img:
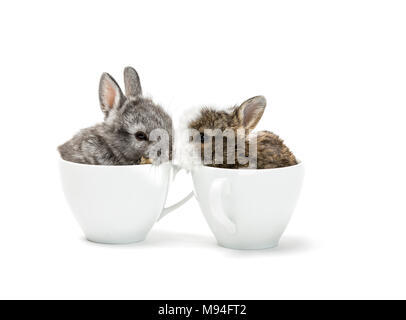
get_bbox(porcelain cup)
[191,162,304,249]
[59,158,193,244]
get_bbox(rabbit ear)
[238,96,267,130]
[123,66,142,98]
[99,73,124,116]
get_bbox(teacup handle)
[158,192,194,220]
[209,178,237,234]
[158,164,194,220]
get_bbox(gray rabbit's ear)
[238,96,267,130]
[99,73,124,116]
[124,66,142,98]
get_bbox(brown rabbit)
[187,96,297,169]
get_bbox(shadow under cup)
[191,162,304,250]
[59,158,172,244]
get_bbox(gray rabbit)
[58,67,172,165]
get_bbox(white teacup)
[59,158,193,244]
[191,162,304,250]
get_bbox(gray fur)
[124,66,142,97]
[58,67,172,165]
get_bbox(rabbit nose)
[139,156,152,164]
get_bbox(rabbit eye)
[135,131,148,141]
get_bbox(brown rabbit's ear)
[99,73,124,116]
[238,96,267,130]
[124,66,142,98]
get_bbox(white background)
[0,0,405,299]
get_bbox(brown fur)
[252,131,297,168]
[188,96,297,169]
[189,107,242,132]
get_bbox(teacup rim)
[192,159,303,173]
[58,156,172,169]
